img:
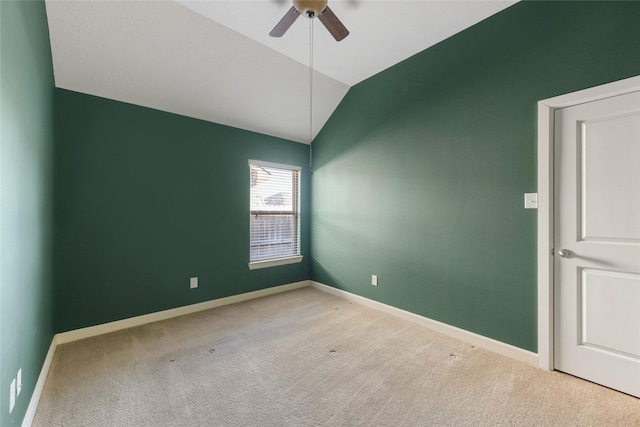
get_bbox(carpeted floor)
[33,287,639,426]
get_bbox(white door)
[554,90,640,397]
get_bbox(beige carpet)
[34,287,639,426]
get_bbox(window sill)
[248,256,303,270]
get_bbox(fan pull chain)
[309,17,314,173]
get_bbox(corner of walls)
[309,1,640,353]
[52,89,312,333]
[0,1,56,425]
[20,279,312,426]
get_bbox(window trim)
[248,255,303,270]
[248,160,302,269]
[249,159,302,172]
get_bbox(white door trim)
[537,75,640,370]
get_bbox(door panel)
[581,114,640,242]
[554,90,640,397]
[581,269,640,358]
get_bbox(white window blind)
[249,161,300,263]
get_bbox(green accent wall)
[54,90,310,332]
[310,1,640,352]
[0,1,55,425]
[2,4,638,424]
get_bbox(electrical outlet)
[16,369,22,396]
[371,275,378,286]
[9,379,16,413]
[190,277,198,289]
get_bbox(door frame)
[537,75,640,370]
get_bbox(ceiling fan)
[270,0,349,42]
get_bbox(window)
[248,160,302,269]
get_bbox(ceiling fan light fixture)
[293,0,328,18]
[270,0,348,41]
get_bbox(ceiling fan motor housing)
[293,0,328,18]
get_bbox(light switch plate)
[524,193,538,209]
[16,369,22,396]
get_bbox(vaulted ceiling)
[45,0,517,144]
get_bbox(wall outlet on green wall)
[190,277,198,289]
[17,369,22,396]
[9,378,16,413]
[8,367,23,414]
[371,275,378,286]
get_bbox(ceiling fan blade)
[318,6,349,41]
[270,6,300,37]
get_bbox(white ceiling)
[45,1,517,144]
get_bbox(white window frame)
[248,160,303,270]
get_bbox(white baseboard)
[56,280,310,345]
[24,279,538,426]
[311,281,538,366]
[22,338,58,427]
[21,281,310,426]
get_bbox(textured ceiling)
[45,1,517,144]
